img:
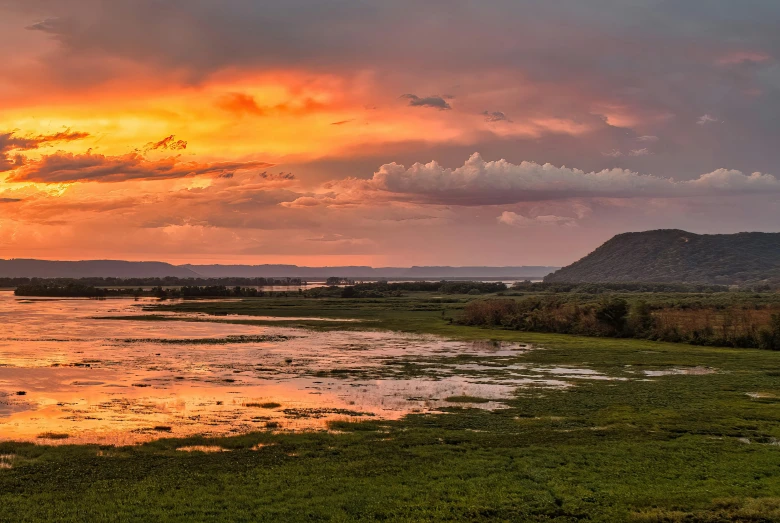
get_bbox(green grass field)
[3,293,780,521]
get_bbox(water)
[0,292,590,445]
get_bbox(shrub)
[758,314,780,350]
[595,298,629,334]
[628,300,656,335]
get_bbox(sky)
[1,0,779,266]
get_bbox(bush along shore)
[12,280,509,299]
[14,283,280,299]
[460,296,780,350]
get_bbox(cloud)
[498,211,577,228]
[280,196,331,208]
[603,147,650,158]
[6,1,780,265]
[331,119,354,126]
[401,94,451,110]
[26,17,60,32]
[216,92,264,116]
[9,0,780,181]
[716,51,772,66]
[0,130,90,171]
[306,233,370,246]
[7,151,272,183]
[0,198,23,203]
[688,168,780,191]
[260,171,295,181]
[144,135,187,151]
[482,111,508,122]
[352,153,780,205]
[629,148,650,156]
[697,114,720,125]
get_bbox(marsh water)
[0,292,607,445]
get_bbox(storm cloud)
[401,94,451,110]
[10,0,780,174]
[8,151,272,183]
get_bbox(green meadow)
[2,293,780,522]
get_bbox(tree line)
[510,281,734,293]
[153,286,269,299]
[2,276,307,288]
[459,297,780,350]
[336,281,508,298]
[14,283,276,298]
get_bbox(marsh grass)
[444,395,493,403]
[0,455,15,469]
[36,433,69,440]
[3,293,780,521]
[630,497,780,522]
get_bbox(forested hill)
[544,230,780,285]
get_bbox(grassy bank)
[3,293,780,521]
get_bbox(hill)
[0,260,199,279]
[544,230,780,285]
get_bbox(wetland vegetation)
[2,288,780,521]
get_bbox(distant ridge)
[544,229,780,285]
[0,259,557,280]
[0,259,199,279]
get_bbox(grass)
[444,395,493,403]
[2,292,780,521]
[35,433,70,440]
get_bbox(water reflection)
[0,292,557,444]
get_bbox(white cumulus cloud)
[357,153,780,205]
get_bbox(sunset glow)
[3,4,780,519]
[1,1,778,266]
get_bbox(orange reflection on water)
[0,293,543,445]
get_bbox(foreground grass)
[3,294,780,521]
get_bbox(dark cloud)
[482,111,508,122]
[401,94,451,110]
[17,1,780,82]
[144,135,187,151]
[0,152,25,173]
[8,151,273,183]
[0,130,89,153]
[0,198,23,203]
[26,17,60,32]
[9,1,780,177]
[260,171,295,181]
[0,130,89,172]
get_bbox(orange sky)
[1,1,778,266]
